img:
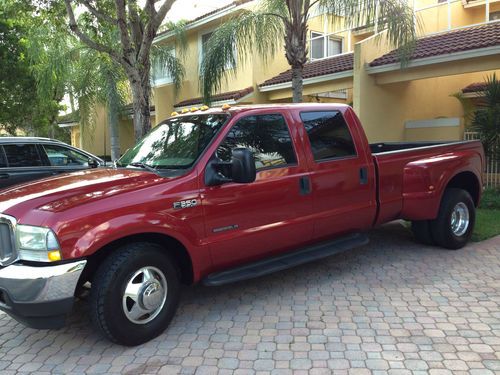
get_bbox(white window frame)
[152,47,175,87]
[309,30,343,61]
[198,28,236,74]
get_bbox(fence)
[464,131,500,189]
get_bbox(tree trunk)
[107,109,120,161]
[291,66,303,103]
[284,3,308,104]
[105,74,121,161]
[130,71,152,142]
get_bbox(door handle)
[359,167,368,185]
[0,173,9,179]
[299,176,311,195]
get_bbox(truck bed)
[370,140,484,225]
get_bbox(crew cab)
[0,104,483,346]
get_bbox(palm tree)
[471,74,500,160]
[71,49,129,161]
[200,0,417,103]
[25,16,73,138]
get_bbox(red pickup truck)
[0,104,483,345]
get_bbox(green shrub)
[479,188,500,210]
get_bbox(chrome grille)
[0,215,17,266]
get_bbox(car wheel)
[430,188,475,250]
[89,242,180,346]
[411,220,435,246]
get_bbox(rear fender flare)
[401,150,482,220]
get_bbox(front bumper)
[0,260,86,329]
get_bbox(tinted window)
[217,114,296,170]
[300,111,356,161]
[42,144,90,166]
[3,144,43,167]
[0,149,6,168]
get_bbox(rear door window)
[300,111,357,161]
[217,114,297,170]
[3,144,44,167]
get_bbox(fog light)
[48,250,62,262]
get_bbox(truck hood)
[0,168,166,219]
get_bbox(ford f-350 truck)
[0,104,484,345]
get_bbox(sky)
[165,0,234,22]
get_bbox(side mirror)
[88,158,99,168]
[205,148,256,186]
[231,148,256,183]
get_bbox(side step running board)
[202,232,369,286]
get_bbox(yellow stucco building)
[64,0,500,156]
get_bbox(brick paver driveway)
[0,222,499,375]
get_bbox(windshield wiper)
[127,162,158,174]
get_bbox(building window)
[310,31,343,60]
[490,11,500,21]
[199,31,236,71]
[152,47,175,86]
[200,32,213,63]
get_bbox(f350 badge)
[173,199,198,209]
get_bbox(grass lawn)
[473,208,500,241]
[472,188,500,241]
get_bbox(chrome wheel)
[122,266,168,324]
[450,202,469,236]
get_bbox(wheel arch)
[84,232,194,285]
[444,171,481,207]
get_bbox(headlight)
[16,225,62,262]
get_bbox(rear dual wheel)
[411,188,475,250]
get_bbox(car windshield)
[117,113,229,169]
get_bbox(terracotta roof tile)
[259,53,354,88]
[174,86,254,107]
[370,21,500,67]
[462,82,487,93]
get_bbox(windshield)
[118,113,229,169]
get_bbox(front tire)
[430,188,475,250]
[89,243,180,346]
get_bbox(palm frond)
[150,45,185,93]
[450,92,475,125]
[319,0,418,64]
[471,73,500,159]
[483,73,500,109]
[200,8,286,102]
[161,20,188,57]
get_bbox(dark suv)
[0,137,104,190]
